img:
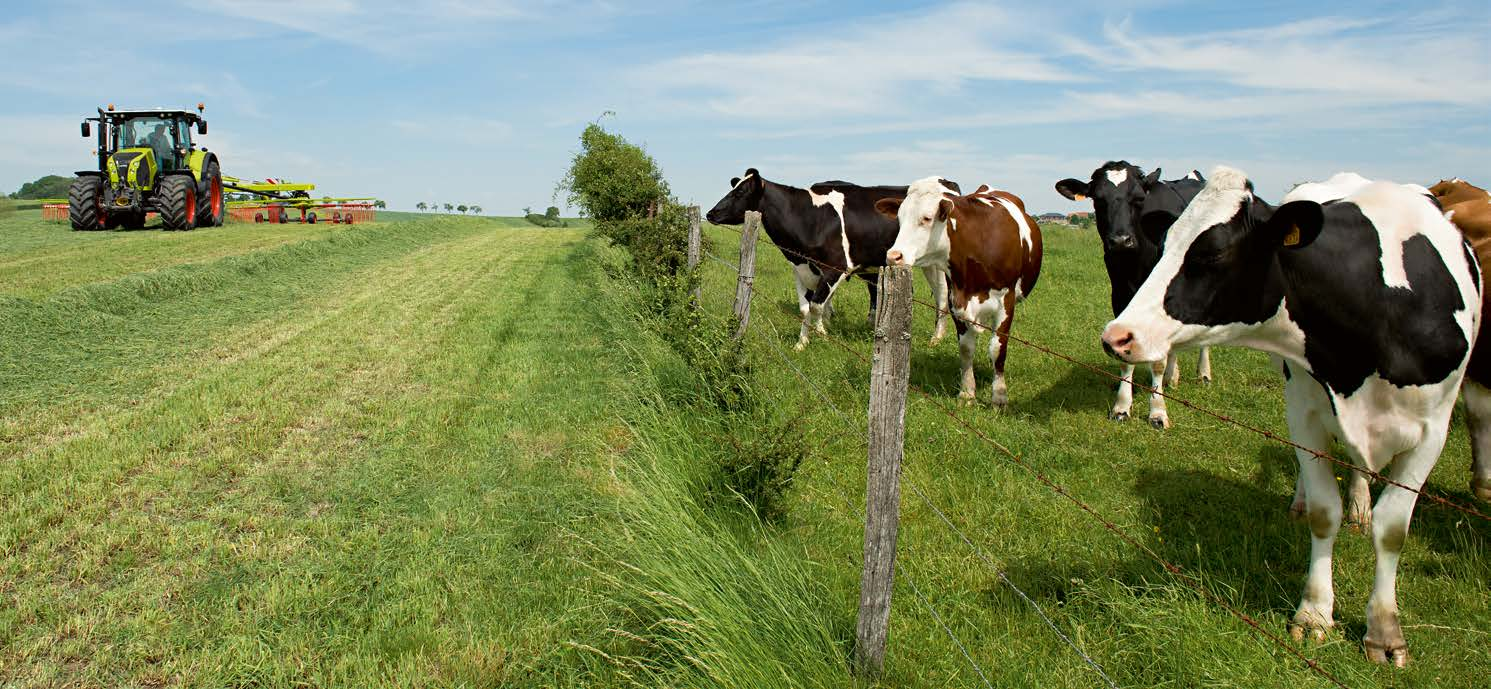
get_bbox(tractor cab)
[70,104,222,231]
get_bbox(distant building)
[1037,212,1068,224]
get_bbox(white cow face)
[877,176,957,269]
[1102,166,1324,363]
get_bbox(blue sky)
[2,0,1487,214]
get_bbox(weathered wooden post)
[732,210,760,340]
[686,205,702,303]
[855,265,913,676]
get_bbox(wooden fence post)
[855,266,913,676]
[687,205,702,303]
[732,210,760,340]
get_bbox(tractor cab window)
[175,120,192,153]
[121,117,178,168]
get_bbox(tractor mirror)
[81,121,91,138]
[198,120,207,135]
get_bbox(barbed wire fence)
[679,206,1486,687]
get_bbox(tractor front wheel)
[158,176,197,231]
[196,160,225,227]
[67,176,105,231]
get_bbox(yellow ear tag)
[1282,225,1301,246]
[1074,194,1087,201]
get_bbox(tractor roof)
[91,108,204,122]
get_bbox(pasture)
[1,210,1487,687]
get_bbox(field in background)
[0,213,1486,687]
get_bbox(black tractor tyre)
[68,176,105,231]
[196,159,225,227]
[157,176,197,231]
[277,208,289,224]
[307,212,317,224]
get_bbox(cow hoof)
[793,340,808,352]
[1200,375,1213,385]
[1109,411,1130,422]
[1472,478,1491,502]
[991,394,1009,409]
[929,335,945,347]
[1148,413,1171,430]
[1166,372,1180,388]
[1364,640,1410,668]
[1289,609,1334,644]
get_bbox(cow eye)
[922,215,934,224]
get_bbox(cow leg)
[1464,381,1491,501]
[864,274,878,328]
[1148,360,1171,429]
[1111,364,1136,422]
[1287,408,1341,644]
[1345,468,1374,532]
[1197,346,1214,383]
[988,295,1014,408]
[1163,352,1180,388]
[922,267,949,346]
[792,264,819,351]
[956,315,976,402]
[814,271,850,336]
[1363,428,1444,667]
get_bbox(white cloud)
[1064,15,1491,107]
[637,2,1081,120]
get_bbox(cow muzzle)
[1101,323,1140,362]
[887,249,906,266]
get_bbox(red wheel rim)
[185,188,197,224]
[211,175,223,217]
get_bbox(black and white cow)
[706,169,956,349]
[1055,162,1209,428]
[1101,166,1480,666]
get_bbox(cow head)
[1137,171,1205,244]
[876,176,959,268]
[1056,161,1162,253]
[1101,166,1324,363]
[706,168,763,225]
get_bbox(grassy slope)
[0,215,641,687]
[691,222,1490,688]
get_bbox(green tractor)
[69,104,224,231]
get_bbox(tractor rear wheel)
[196,159,225,227]
[158,176,197,231]
[67,176,105,231]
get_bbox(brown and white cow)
[1431,178,1491,501]
[876,177,1043,406]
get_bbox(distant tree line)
[416,202,483,215]
[522,205,567,228]
[9,174,72,199]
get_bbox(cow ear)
[874,197,903,219]
[1189,170,1204,181]
[730,177,741,188]
[940,179,961,194]
[745,167,759,178]
[936,198,953,223]
[1143,168,1162,189]
[1055,178,1090,201]
[1268,200,1324,249]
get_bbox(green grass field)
[1,212,1486,687]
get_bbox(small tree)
[557,122,669,224]
[523,206,533,216]
[444,203,453,213]
[471,205,482,215]
[457,204,469,214]
[416,202,427,211]
[545,206,560,220]
[375,200,387,209]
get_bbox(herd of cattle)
[705,165,1491,666]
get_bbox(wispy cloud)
[636,2,1081,120]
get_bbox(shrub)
[558,122,669,224]
[702,408,811,523]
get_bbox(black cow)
[706,169,956,349]
[1101,166,1479,666]
[1055,162,1207,428]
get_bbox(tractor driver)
[146,124,173,166]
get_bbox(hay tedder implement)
[61,103,377,230]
